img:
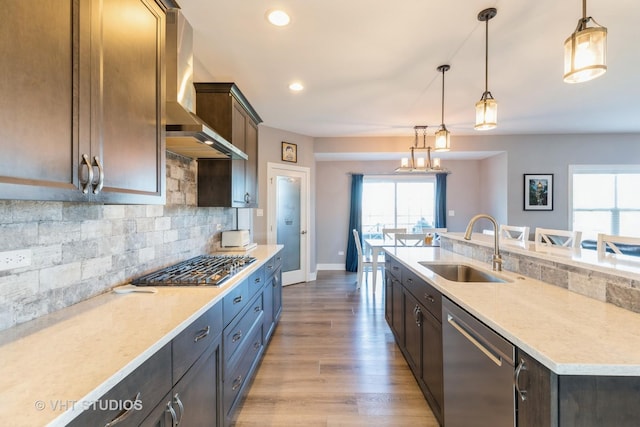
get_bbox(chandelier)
[395,126,447,173]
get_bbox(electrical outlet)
[216,223,222,231]
[0,249,32,272]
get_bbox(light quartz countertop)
[384,244,640,376]
[0,245,282,427]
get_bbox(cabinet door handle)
[424,293,436,304]
[104,391,141,426]
[194,325,210,343]
[253,341,260,350]
[514,358,529,401]
[92,156,104,194]
[244,193,250,203]
[254,305,261,312]
[232,375,243,391]
[165,401,177,426]
[232,331,243,342]
[233,295,243,304]
[414,305,422,327]
[254,277,261,284]
[80,154,94,194]
[173,393,185,426]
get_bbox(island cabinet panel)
[0,0,165,204]
[516,349,558,427]
[195,83,261,208]
[385,259,444,425]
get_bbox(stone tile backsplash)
[441,237,640,314]
[0,152,234,331]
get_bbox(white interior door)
[267,162,310,286]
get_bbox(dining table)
[364,237,439,290]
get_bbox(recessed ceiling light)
[289,82,304,92]
[266,10,290,27]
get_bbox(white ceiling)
[178,0,640,139]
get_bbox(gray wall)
[256,125,317,273]
[313,133,640,265]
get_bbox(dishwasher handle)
[447,313,503,367]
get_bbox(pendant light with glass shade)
[434,64,451,151]
[475,8,498,131]
[563,0,607,83]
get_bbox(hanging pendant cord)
[484,18,489,95]
[441,68,445,124]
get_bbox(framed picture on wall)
[282,142,297,163]
[524,174,553,210]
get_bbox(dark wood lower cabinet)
[385,260,443,425]
[142,337,221,427]
[516,349,558,427]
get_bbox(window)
[362,176,436,239]
[570,165,640,240]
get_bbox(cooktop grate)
[132,254,257,287]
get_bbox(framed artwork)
[281,141,297,163]
[524,174,553,211]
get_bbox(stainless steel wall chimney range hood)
[165,9,247,160]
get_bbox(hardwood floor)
[232,270,439,426]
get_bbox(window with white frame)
[362,175,436,239]
[570,165,640,240]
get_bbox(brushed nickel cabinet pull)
[514,358,529,401]
[233,295,243,304]
[165,401,177,426]
[173,393,185,426]
[194,325,210,342]
[81,154,94,194]
[232,375,243,391]
[424,293,436,303]
[92,156,104,194]
[104,391,141,426]
[232,331,243,342]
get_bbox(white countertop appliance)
[222,230,251,248]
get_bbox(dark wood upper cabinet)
[0,0,166,204]
[194,83,262,208]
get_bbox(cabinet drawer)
[223,325,264,419]
[223,279,249,326]
[68,342,171,427]
[264,253,283,279]
[224,292,263,364]
[385,257,402,281]
[172,302,222,384]
[404,269,442,322]
[247,265,265,298]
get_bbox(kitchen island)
[0,245,282,427]
[385,243,640,375]
[384,241,640,426]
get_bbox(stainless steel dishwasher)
[442,297,516,427]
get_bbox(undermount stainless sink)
[418,262,509,283]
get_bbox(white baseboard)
[316,263,346,271]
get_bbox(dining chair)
[596,233,640,261]
[534,228,582,251]
[382,227,407,240]
[395,233,426,246]
[500,224,529,246]
[352,229,385,290]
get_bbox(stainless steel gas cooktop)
[132,254,257,287]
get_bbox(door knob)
[301,230,307,235]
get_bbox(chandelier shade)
[563,0,607,84]
[474,8,498,131]
[435,64,451,151]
